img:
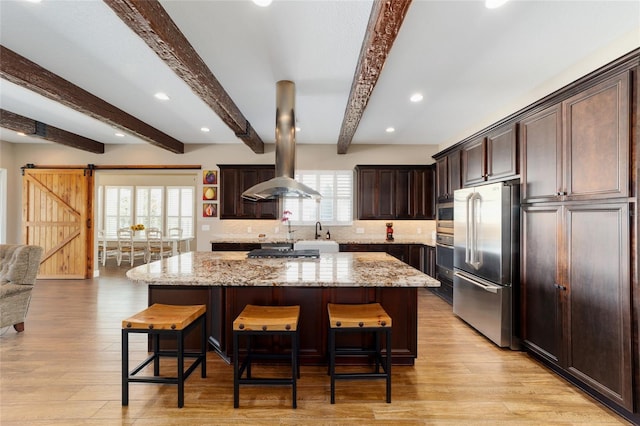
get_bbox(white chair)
[168,227,186,253]
[145,228,168,263]
[116,228,146,267]
[98,229,118,266]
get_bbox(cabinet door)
[486,123,517,182]
[521,204,563,364]
[237,168,259,218]
[357,168,378,219]
[448,150,461,194]
[394,169,411,219]
[563,71,629,200]
[520,104,562,203]
[377,169,395,219]
[564,203,632,410]
[219,168,239,219]
[411,167,435,219]
[436,156,449,200]
[255,168,277,219]
[461,137,486,186]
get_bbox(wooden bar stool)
[233,305,300,408]
[327,302,392,404]
[122,304,207,408]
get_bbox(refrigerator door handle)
[464,193,474,265]
[454,270,501,294]
[469,193,482,269]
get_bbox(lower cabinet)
[521,202,633,411]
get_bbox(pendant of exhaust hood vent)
[242,81,321,201]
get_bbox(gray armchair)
[0,244,44,332]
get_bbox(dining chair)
[116,228,146,267]
[145,228,168,263]
[98,229,118,266]
[168,227,186,253]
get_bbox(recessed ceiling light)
[485,0,509,9]
[154,92,170,101]
[114,132,125,137]
[385,127,395,133]
[410,93,423,103]
[252,0,272,6]
[16,132,26,136]
[23,0,42,3]
[200,127,210,133]
[295,127,301,132]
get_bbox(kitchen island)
[127,251,439,365]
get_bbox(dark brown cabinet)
[521,72,629,203]
[461,123,518,187]
[422,245,435,278]
[435,150,461,201]
[355,165,435,220]
[219,165,278,219]
[522,203,633,410]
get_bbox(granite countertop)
[126,251,440,288]
[211,238,436,247]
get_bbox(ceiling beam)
[0,46,184,154]
[337,0,412,154]
[104,0,265,154]
[1,109,105,154]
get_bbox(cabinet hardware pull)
[554,283,567,291]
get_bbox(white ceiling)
[1,0,638,152]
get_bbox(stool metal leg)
[122,329,129,406]
[329,328,336,404]
[233,331,240,408]
[386,328,392,403]
[177,330,184,408]
[291,331,298,409]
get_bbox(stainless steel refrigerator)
[453,181,519,349]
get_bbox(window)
[99,185,194,237]
[135,187,163,230]
[283,170,352,226]
[103,186,133,236]
[166,187,194,237]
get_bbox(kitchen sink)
[293,240,339,253]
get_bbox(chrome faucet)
[315,221,322,240]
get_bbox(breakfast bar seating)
[327,302,392,403]
[121,303,207,408]
[233,304,301,408]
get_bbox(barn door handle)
[87,218,92,229]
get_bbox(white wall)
[5,142,440,250]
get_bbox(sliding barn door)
[22,168,94,279]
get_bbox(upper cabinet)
[520,71,630,203]
[435,150,461,201]
[461,123,518,187]
[219,165,278,219]
[355,165,435,220]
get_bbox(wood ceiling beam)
[104,0,265,154]
[0,46,184,154]
[1,109,105,154]
[337,0,412,154]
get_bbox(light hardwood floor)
[0,262,632,425]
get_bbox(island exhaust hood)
[241,80,321,201]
